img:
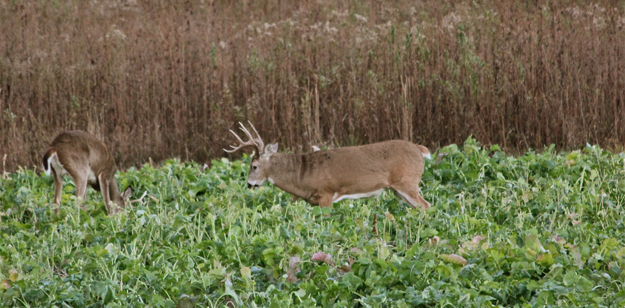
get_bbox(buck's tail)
[416,145,432,160]
[42,148,56,176]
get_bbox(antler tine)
[223,130,244,153]
[238,121,265,153]
[226,129,241,142]
[246,121,265,151]
[238,122,255,141]
[223,123,261,154]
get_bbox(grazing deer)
[42,130,132,214]
[224,122,432,210]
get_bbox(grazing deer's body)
[42,130,131,214]
[224,122,431,210]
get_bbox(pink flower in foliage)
[289,256,301,268]
[286,257,301,283]
[311,252,334,266]
[338,257,357,273]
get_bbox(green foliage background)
[2,139,625,307]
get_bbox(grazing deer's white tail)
[42,148,57,176]
[417,145,432,160]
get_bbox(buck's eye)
[252,165,258,170]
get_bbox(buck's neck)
[267,153,309,199]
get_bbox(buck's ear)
[265,143,279,154]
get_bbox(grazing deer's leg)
[52,169,63,206]
[70,170,89,210]
[74,176,88,200]
[98,174,112,214]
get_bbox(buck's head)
[247,143,279,188]
[224,122,276,189]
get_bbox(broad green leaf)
[563,271,578,286]
[9,270,19,282]
[240,267,251,279]
[577,276,594,292]
[341,272,362,290]
[599,238,619,253]
[441,254,468,266]
[536,253,554,267]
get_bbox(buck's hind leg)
[391,182,430,210]
[416,194,431,209]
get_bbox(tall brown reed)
[1,0,624,172]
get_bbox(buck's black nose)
[247,183,252,189]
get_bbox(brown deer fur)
[225,122,431,210]
[42,130,131,214]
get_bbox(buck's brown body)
[42,130,131,214]
[225,122,431,210]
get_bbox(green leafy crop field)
[1,139,625,307]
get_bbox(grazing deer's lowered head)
[224,122,432,211]
[42,130,132,214]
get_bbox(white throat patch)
[248,179,266,186]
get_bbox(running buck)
[42,130,132,214]
[224,122,432,210]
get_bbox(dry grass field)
[1,0,624,171]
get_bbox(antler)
[223,121,265,155]
[245,121,265,152]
